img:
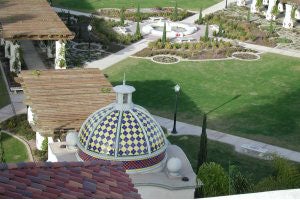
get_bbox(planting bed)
[152,55,180,64]
[232,52,260,61]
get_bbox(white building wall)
[36,132,46,150]
[47,137,58,162]
[27,106,34,125]
[136,186,194,199]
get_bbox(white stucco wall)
[47,137,58,162]
[136,186,194,199]
[27,106,34,125]
[36,132,46,150]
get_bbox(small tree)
[247,9,251,22]
[0,132,5,163]
[135,3,141,22]
[173,1,178,21]
[120,7,125,26]
[135,21,142,39]
[204,22,209,41]
[67,11,71,26]
[256,0,263,9]
[197,162,229,197]
[197,113,208,169]
[162,22,167,46]
[198,8,203,24]
[219,22,224,37]
[268,21,275,34]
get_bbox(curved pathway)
[1,130,34,162]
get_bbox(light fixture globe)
[77,82,168,173]
[87,24,92,32]
[167,157,182,176]
[174,84,180,93]
[66,131,78,147]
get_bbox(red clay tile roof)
[0,161,141,199]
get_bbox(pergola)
[244,0,300,28]
[18,69,115,149]
[0,0,74,71]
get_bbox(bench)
[10,86,23,93]
[241,144,269,158]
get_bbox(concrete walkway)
[153,115,300,163]
[0,93,26,123]
[20,41,46,70]
[86,38,150,70]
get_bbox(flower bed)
[232,52,260,61]
[152,55,180,64]
[95,7,193,21]
[135,39,256,60]
[204,7,278,47]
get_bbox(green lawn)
[104,54,300,151]
[52,0,221,11]
[0,69,9,109]
[168,135,273,182]
[1,132,29,163]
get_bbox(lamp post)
[171,84,180,134]
[225,0,228,8]
[87,24,92,61]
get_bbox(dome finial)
[123,73,126,85]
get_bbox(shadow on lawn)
[110,79,204,123]
[215,88,300,150]
[52,0,96,12]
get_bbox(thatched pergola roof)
[280,0,300,5]
[18,69,115,135]
[0,0,74,40]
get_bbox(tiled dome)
[77,82,167,173]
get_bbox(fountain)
[142,21,197,38]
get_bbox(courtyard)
[104,53,300,151]
[0,0,300,198]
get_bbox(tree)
[120,7,125,26]
[198,8,203,24]
[162,22,167,46]
[247,9,251,22]
[219,22,223,37]
[173,1,178,21]
[204,22,209,41]
[136,3,141,22]
[0,132,5,163]
[197,162,229,197]
[197,113,208,169]
[67,11,71,26]
[135,21,142,39]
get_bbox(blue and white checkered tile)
[118,111,148,157]
[87,110,120,156]
[79,107,114,147]
[133,108,165,153]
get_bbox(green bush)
[198,162,229,197]
[255,157,300,192]
[0,114,35,140]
